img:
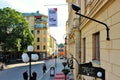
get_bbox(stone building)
[66,0,120,80]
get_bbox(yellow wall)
[24,14,50,58]
[66,0,120,80]
[80,0,120,80]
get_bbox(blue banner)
[48,8,58,27]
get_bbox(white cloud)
[49,27,66,44]
[0,0,12,8]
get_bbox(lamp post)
[66,54,81,80]
[22,45,39,80]
[27,45,33,80]
[55,55,57,67]
[62,61,70,80]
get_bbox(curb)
[5,61,45,69]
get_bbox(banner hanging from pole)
[48,8,58,27]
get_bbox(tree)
[0,7,34,53]
[58,43,64,48]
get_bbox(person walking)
[23,70,28,80]
[42,63,47,74]
[31,71,37,80]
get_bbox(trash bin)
[50,67,55,77]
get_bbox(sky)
[0,0,68,44]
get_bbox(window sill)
[92,59,100,65]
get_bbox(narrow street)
[0,59,55,80]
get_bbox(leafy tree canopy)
[58,43,64,48]
[0,7,34,52]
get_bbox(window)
[37,45,40,50]
[42,17,47,21]
[83,38,86,63]
[35,18,41,22]
[35,24,40,28]
[43,30,46,34]
[92,32,100,61]
[43,38,46,42]
[43,45,46,50]
[37,30,40,34]
[37,38,40,42]
[43,24,46,28]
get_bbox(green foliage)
[0,7,34,52]
[58,43,64,48]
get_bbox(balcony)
[35,24,47,28]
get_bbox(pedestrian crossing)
[54,72,69,80]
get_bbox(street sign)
[78,62,105,80]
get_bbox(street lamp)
[62,61,70,80]
[55,55,57,67]
[27,45,33,80]
[22,45,39,80]
[71,4,110,41]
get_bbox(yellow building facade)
[66,0,120,80]
[23,11,50,59]
[49,35,58,57]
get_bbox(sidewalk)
[6,61,45,69]
[3,58,70,80]
[40,58,68,80]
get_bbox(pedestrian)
[31,71,37,80]
[23,70,28,80]
[42,63,47,74]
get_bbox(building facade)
[66,0,120,80]
[23,11,50,59]
[66,0,81,79]
[49,35,58,57]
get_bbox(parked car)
[59,56,64,59]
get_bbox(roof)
[22,13,41,16]
[22,11,47,17]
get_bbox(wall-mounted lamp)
[71,4,110,40]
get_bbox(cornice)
[80,0,114,30]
